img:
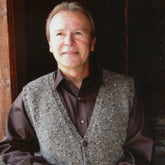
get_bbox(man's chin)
[59,63,80,70]
[61,61,81,68]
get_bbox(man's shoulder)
[102,69,134,83]
[101,69,135,103]
[23,71,55,91]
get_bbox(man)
[0,1,153,165]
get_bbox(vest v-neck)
[51,73,108,142]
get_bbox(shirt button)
[77,97,82,101]
[82,140,88,147]
[81,120,85,124]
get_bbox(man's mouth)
[62,51,79,55]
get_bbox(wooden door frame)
[0,0,12,140]
[0,0,27,139]
[7,0,27,99]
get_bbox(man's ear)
[90,38,96,51]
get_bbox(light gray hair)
[46,1,95,41]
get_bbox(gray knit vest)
[23,69,134,165]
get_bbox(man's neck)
[59,66,90,89]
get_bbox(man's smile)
[62,51,79,55]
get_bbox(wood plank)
[11,0,27,94]
[7,0,18,101]
[0,0,12,140]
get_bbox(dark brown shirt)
[55,68,101,137]
[0,68,153,165]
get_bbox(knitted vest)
[23,69,134,165]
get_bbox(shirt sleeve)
[117,91,153,165]
[0,92,54,165]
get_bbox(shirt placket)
[76,94,88,137]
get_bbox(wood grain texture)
[0,0,12,140]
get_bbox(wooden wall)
[0,0,27,140]
[0,0,11,140]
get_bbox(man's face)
[49,11,96,72]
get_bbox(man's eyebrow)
[54,29,65,32]
[73,29,89,34]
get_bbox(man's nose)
[64,33,74,46]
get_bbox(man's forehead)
[49,11,91,31]
[50,11,90,24]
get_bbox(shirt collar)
[53,68,65,90]
[53,66,103,90]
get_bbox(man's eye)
[75,32,82,35]
[56,33,64,36]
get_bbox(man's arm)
[0,92,54,165]
[117,92,153,165]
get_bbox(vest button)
[82,140,88,147]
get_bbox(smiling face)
[49,11,96,73]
